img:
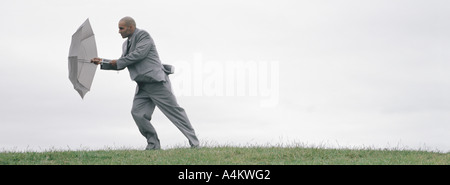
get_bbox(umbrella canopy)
[68,18,98,99]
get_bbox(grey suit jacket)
[116,28,167,83]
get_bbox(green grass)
[1,146,449,165]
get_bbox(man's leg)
[131,85,160,150]
[141,79,200,147]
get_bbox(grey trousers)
[131,76,199,149]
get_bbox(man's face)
[118,21,133,38]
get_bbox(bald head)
[120,16,136,27]
[118,16,136,39]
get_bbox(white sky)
[0,0,449,152]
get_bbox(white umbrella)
[68,18,98,99]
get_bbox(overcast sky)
[0,0,449,152]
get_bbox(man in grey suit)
[91,16,199,150]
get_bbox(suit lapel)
[122,28,139,57]
[128,28,138,51]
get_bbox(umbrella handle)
[78,59,95,63]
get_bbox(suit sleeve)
[116,31,152,69]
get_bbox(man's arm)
[116,31,152,69]
[90,58,118,68]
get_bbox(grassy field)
[1,146,448,165]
